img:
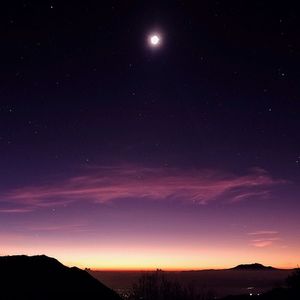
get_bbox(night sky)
[1,1,300,270]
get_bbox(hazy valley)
[90,265,293,298]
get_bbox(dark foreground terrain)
[0,255,121,300]
[90,266,299,300]
[90,265,293,298]
[1,256,298,300]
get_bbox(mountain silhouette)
[0,255,122,300]
[231,263,276,271]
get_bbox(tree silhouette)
[129,270,214,300]
[286,268,300,290]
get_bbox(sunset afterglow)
[1,2,299,274]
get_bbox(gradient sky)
[0,1,300,270]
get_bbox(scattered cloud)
[248,230,281,248]
[0,208,34,213]
[24,223,91,233]
[248,230,279,236]
[250,238,281,248]
[230,191,270,203]
[0,165,285,212]
[251,240,273,248]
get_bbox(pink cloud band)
[0,165,284,212]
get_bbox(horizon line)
[82,265,297,272]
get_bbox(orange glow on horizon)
[2,242,298,271]
[1,250,298,271]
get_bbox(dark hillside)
[0,255,121,300]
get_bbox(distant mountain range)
[231,263,276,271]
[0,255,121,300]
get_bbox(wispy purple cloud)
[230,190,270,203]
[0,165,285,212]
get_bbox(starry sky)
[0,1,300,270]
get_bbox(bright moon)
[149,34,161,47]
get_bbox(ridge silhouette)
[0,255,121,300]
[231,263,276,271]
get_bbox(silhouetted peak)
[0,254,65,270]
[231,263,275,270]
[0,254,121,299]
